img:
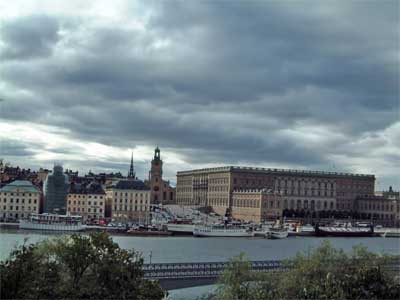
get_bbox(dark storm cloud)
[0,139,35,157]
[0,15,60,60]
[0,1,399,184]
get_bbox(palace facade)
[176,166,375,217]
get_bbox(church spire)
[154,146,161,160]
[128,152,135,179]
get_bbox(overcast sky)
[0,0,399,189]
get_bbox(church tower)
[151,147,163,177]
[149,147,163,203]
[128,152,135,179]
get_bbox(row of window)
[1,206,37,211]
[69,194,104,199]
[358,203,395,212]
[208,178,229,184]
[177,187,192,192]
[209,186,229,192]
[1,198,37,204]
[117,199,148,204]
[338,184,372,190]
[0,192,35,196]
[68,200,103,206]
[231,199,337,210]
[113,192,148,197]
[113,205,148,211]
[278,189,335,197]
[210,198,229,206]
[68,207,103,213]
[284,199,335,210]
[277,181,334,189]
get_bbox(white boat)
[166,223,195,234]
[193,225,253,237]
[381,228,400,238]
[295,224,315,236]
[19,213,84,231]
[265,227,289,239]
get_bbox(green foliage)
[0,232,165,300]
[209,241,400,300]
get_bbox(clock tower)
[149,147,163,203]
[147,146,176,204]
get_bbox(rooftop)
[69,181,106,195]
[0,180,41,193]
[107,179,150,191]
[177,166,375,179]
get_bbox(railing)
[143,260,288,279]
[143,258,400,280]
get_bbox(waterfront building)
[43,165,69,214]
[355,194,400,225]
[176,166,375,217]
[377,186,400,200]
[231,189,283,223]
[0,180,40,220]
[145,147,176,204]
[67,181,106,222]
[106,179,151,223]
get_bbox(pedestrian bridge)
[143,258,400,290]
[143,260,289,290]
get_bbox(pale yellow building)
[0,180,41,220]
[67,182,106,222]
[231,189,283,223]
[106,180,151,223]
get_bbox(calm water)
[1,229,399,299]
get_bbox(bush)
[205,241,400,300]
[0,232,165,300]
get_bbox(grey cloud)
[0,139,35,157]
[0,15,60,60]
[0,1,399,187]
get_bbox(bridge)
[143,260,289,290]
[143,258,400,290]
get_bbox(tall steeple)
[128,152,135,179]
[154,146,161,160]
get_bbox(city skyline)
[0,1,399,189]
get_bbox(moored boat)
[19,213,84,231]
[381,228,400,238]
[265,227,289,239]
[126,229,172,236]
[315,224,374,237]
[295,224,315,237]
[166,223,195,235]
[193,225,253,237]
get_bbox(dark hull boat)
[315,224,374,237]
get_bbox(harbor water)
[1,229,399,299]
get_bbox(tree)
[0,232,165,300]
[204,241,400,300]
